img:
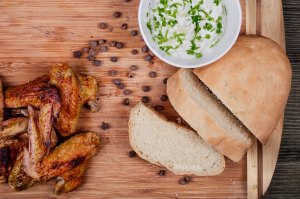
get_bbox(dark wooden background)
[264,1,300,198]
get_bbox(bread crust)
[193,36,292,144]
[167,69,253,162]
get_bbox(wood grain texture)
[245,1,259,198]
[264,0,300,198]
[0,0,288,198]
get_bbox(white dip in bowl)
[139,0,241,68]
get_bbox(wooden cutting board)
[0,0,286,198]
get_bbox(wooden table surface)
[264,0,300,198]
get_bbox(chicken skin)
[4,75,61,118]
[49,63,80,137]
[50,63,99,136]
[0,117,28,140]
[0,134,28,183]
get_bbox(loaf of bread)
[193,36,291,144]
[167,69,253,162]
[128,103,225,176]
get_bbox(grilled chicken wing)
[39,132,99,181]
[23,106,45,179]
[0,117,28,140]
[8,129,57,191]
[76,73,100,112]
[8,152,36,190]
[49,63,80,137]
[0,134,28,183]
[54,160,87,195]
[4,75,61,117]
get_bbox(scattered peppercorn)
[123,98,130,106]
[88,55,95,61]
[130,65,138,71]
[93,60,101,66]
[111,56,118,62]
[158,170,166,176]
[113,11,122,18]
[117,83,125,89]
[128,150,136,158]
[89,48,97,56]
[178,176,192,185]
[116,42,124,49]
[98,39,107,45]
[154,105,163,111]
[160,95,168,101]
[184,176,192,183]
[145,54,153,62]
[123,0,130,2]
[100,46,108,52]
[149,71,157,78]
[123,89,132,95]
[73,50,82,58]
[142,85,150,92]
[141,96,149,103]
[121,23,128,30]
[131,49,138,55]
[163,78,168,85]
[99,22,107,29]
[90,40,98,48]
[131,30,138,36]
[141,45,149,53]
[101,122,110,130]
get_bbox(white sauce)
[146,0,226,59]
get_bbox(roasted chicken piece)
[54,160,87,195]
[0,134,28,183]
[76,73,100,112]
[4,75,61,118]
[8,129,57,191]
[0,117,28,140]
[8,152,36,190]
[49,63,80,137]
[23,106,45,179]
[39,132,99,181]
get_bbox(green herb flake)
[205,34,211,39]
[214,0,221,6]
[146,21,152,33]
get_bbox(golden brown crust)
[167,69,252,162]
[193,36,292,144]
[49,63,80,137]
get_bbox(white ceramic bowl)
[138,0,242,68]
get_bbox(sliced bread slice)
[128,103,225,176]
[167,69,253,162]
